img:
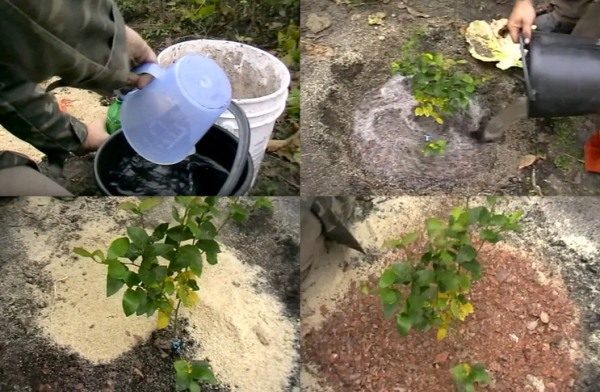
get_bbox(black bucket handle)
[519,34,536,103]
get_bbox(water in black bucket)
[95,125,253,196]
[107,153,229,195]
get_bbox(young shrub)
[375,198,522,340]
[451,362,491,392]
[74,196,273,391]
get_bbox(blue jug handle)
[132,62,165,78]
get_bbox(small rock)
[509,333,519,343]
[378,36,386,41]
[74,384,84,391]
[132,367,144,378]
[540,311,549,323]
[526,375,545,392]
[306,13,332,34]
[434,352,449,364]
[254,328,270,346]
[549,323,559,331]
[527,320,538,330]
[546,382,557,391]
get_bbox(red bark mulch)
[302,244,582,391]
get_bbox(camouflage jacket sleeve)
[0,0,131,95]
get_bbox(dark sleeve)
[0,0,132,95]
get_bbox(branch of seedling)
[73,196,273,392]
[362,197,521,391]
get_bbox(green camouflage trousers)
[552,0,600,37]
[0,0,132,169]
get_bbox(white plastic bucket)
[157,40,291,180]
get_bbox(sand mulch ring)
[303,243,583,392]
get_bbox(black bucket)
[523,31,600,118]
[94,126,253,196]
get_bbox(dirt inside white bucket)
[158,42,281,99]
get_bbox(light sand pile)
[17,199,156,363]
[0,84,107,162]
[14,197,296,390]
[184,247,297,392]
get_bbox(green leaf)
[383,302,398,319]
[175,196,194,207]
[196,240,220,265]
[456,245,476,263]
[127,227,149,247]
[190,361,217,383]
[396,312,412,335]
[469,206,490,225]
[461,261,482,279]
[172,206,181,223]
[197,221,217,240]
[73,247,93,258]
[391,262,413,284]
[122,270,139,286]
[426,218,445,238]
[189,381,201,392]
[451,363,471,382]
[118,201,139,214]
[92,250,105,262]
[152,243,175,257]
[107,259,129,280]
[480,229,501,243]
[379,268,397,288]
[490,214,508,226]
[471,364,491,384]
[167,226,194,242]
[176,371,190,391]
[407,291,425,311]
[186,220,200,238]
[229,202,249,223]
[436,269,460,292]
[415,269,435,287]
[379,287,398,305]
[177,245,203,275]
[107,275,124,296]
[165,279,175,294]
[151,223,169,242]
[138,197,162,212]
[107,237,130,259]
[122,288,145,316]
[174,359,190,375]
[254,197,273,210]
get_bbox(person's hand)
[507,0,537,43]
[124,25,157,89]
[82,118,109,151]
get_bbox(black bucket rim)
[94,126,254,196]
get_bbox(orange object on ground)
[584,131,600,173]
[58,98,73,112]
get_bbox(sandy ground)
[0,197,299,392]
[0,84,107,162]
[300,196,600,391]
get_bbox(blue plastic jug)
[120,54,232,165]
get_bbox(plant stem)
[173,299,182,337]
